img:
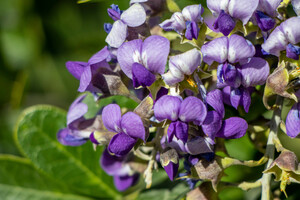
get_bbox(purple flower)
[201,34,269,112]
[66,46,111,94]
[160,5,204,40]
[100,148,139,191]
[262,17,300,60]
[202,89,248,140]
[105,3,146,48]
[102,104,146,156]
[117,35,170,87]
[57,95,92,146]
[207,0,259,36]
[162,48,202,85]
[286,90,300,138]
[154,95,207,143]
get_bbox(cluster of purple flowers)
[57,0,300,193]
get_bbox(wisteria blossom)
[160,4,204,40]
[117,35,170,87]
[262,16,300,60]
[207,0,259,35]
[105,3,146,48]
[162,48,202,85]
[154,95,207,143]
[100,149,139,191]
[102,104,146,157]
[201,34,270,112]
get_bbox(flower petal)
[286,103,300,138]
[202,111,223,139]
[185,21,199,40]
[214,10,236,36]
[132,63,156,87]
[88,46,110,67]
[57,128,88,146]
[207,0,230,16]
[179,96,207,125]
[66,61,86,80]
[163,161,179,181]
[121,3,146,27]
[78,66,93,93]
[117,39,143,79]
[142,35,170,74]
[174,121,189,143]
[242,87,251,113]
[102,104,122,132]
[228,34,255,63]
[216,117,248,139]
[114,174,139,191]
[160,12,186,33]
[261,25,288,56]
[206,89,225,118]
[169,48,202,75]
[240,57,270,87]
[258,0,282,17]
[162,70,184,85]
[281,16,300,44]
[228,0,259,25]
[182,4,204,22]
[230,87,242,109]
[67,95,87,127]
[121,111,146,141]
[108,132,137,156]
[100,148,131,176]
[154,95,182,121]
[201,36,228,65]
[105,20,128,48]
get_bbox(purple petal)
[286,43,300,60]
[66,61,86,80]
[228,0,259,25]
[162,63,185,85]
[105,20,128,48]
[239,57,270,87]
[222,63,241,88]
[102,104,122,132]
[87,46,110,68]
[206,89,225,118]
[67,95,88,128]
[242,88,251,113]
[57,128,88,146]
[121,3,146,27]
[169,48,202,75]
[167,122,176,142]
[230,87,242,109]
[78,66,93,93]
[160,12,186,33]
[261,25,288,56]
[100,149,130,176]
[107,4,122,21]
[174,121,189,143]
[201,36,228,65]
[286,103,300,138]
[163,161,179,181]
[202,111,223,139]
[281,17,300,44]
[167,135,187,153]
[258,0,282,17]
[179,96,207,125]
[182,5,204,22]
[292,0,300,16]
[154,95,182,121]
[255,11,276,32]
[216,117,248,139]
[114,174,139,191]
[228,34,255,63]
[207,0,226,16]
[132,63,156,87]
[121,111,146,141]
[222,86,232,106]
[108,132,137,156]
[185,136,214,155]
[117,39,143,79]
[141,35,170,74]
[214,10,235,36]
[185,21,199,40]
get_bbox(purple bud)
[107,4,122,21]
[160,148,179,181]
[104,23,113,34]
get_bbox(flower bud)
[160,148,179,181]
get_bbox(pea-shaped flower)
[102,104,146,157]
[154,95,207,143]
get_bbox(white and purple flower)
[201,34,270,112]
[160,4,204,40]
[117,35,170,87]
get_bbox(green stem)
[261,96,283,200]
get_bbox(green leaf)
[166,0,181,12]
[0,155,92,200]
[14,105,120,199]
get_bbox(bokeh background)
[1,0,300,199]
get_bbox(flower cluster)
[57,0,300,196]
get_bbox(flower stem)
[261,96,283,200]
